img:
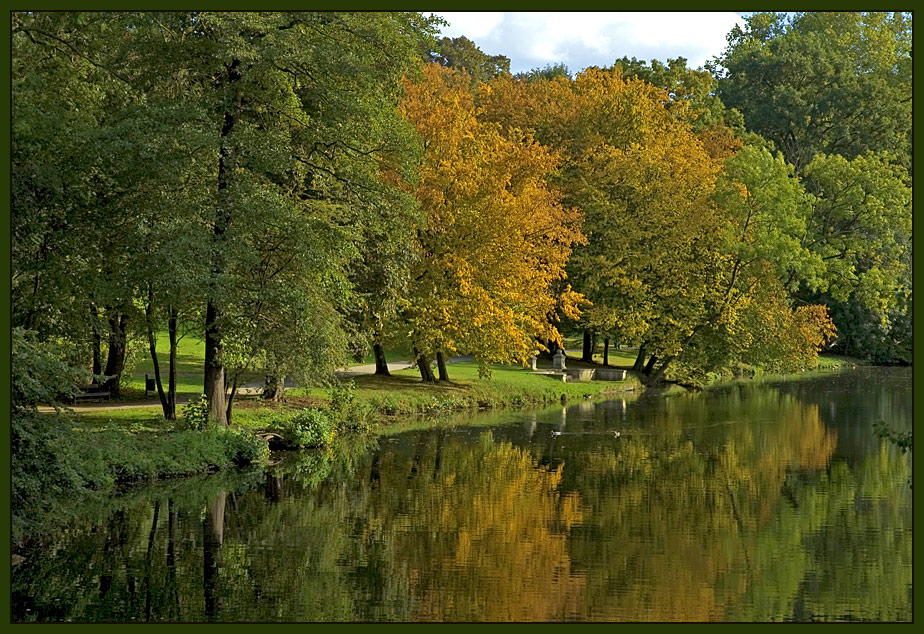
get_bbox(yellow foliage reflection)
[384,432,587,621]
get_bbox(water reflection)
[11,368,912,622]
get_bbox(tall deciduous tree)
[13,11,438,421]
[483,67,726,382]
[182,12,436,423]
[797,152,912,363]
[426,35,511,86]
[717,12,912,364]
[399,64,584,381]
[717,11,912,173]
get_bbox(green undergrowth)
[12,411,269,541]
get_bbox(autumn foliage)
[398,64,585,378]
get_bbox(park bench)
[73,384,111,403]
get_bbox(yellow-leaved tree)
[482,67,726,382]
[398,64,585,381]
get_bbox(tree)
[12,11,440,420]
[516,62,571,82]
[398,64,585,381]
[796,151,912,362]
[483,67,729,381]
[613,56,740,132]
[426,35,511,85]
[12,12,140,394]
[717,12,912,365]
[717,11,912,173]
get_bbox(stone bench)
[594,368,627,381]
[562,368,627,382]
[566,368,596,382]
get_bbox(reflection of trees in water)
[392,431,587,621]
[10,381,911,622]
[565,388,910,621]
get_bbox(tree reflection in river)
[10,369,912,622]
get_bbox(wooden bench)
[73,385,111,403]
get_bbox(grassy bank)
[298,361,641,414]
[70,360,642,427]
[19,349,860,541]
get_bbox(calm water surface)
[12,367,912,622]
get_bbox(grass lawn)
[817,354,865,369]
[121,332,263,400]
[133,331,206,375]
[293,360,641,415]
[72,359,642,429]
[356,344,414,365]
[84,330,859,425]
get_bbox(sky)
[432,12,749,74]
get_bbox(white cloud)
[433,12,746,74]
[436,12,506,41]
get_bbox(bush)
[216,428,271,465]
[329,380,373,431]
[12,413,88,508]
[269,408,335,449]
[11,328,84,412]
[178,395,211,431]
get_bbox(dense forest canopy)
[11,11,911,422]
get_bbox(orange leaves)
[792,304,838,359]
[399,64,585,364]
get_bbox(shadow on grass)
[352,372,472,394]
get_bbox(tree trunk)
[603,338,610,367]
[262,375,285,401]
[414,348,436,383]
[167,307,178,420]
[632,344,648,372]
[225,372,241,426]
[372,341,390,376]
[643,353,659,376]
[145,298,171,419]
[91,325,102,379]
[203,300,227,426]
[581,330,595,362]
[102,311,128,398]
[540,338,558,360]
[436,351,449,381]
[203,59,241,428]
[649,355,675,385]
[202,491,226,621]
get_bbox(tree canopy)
[11,10,912,410]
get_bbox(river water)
[11,367,912,622]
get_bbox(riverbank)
[18,353,862,541]
[17,360,640,537]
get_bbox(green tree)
[717,11,912,173]
[13,12,439,422]
[426,35,511,85]
[613,56,741,132]
[796,152,912,361]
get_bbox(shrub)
[217,428,271,465]
[269,408,335,449]
[178,395,210,431]
[329,380,373,431]
[11,327,84,412]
